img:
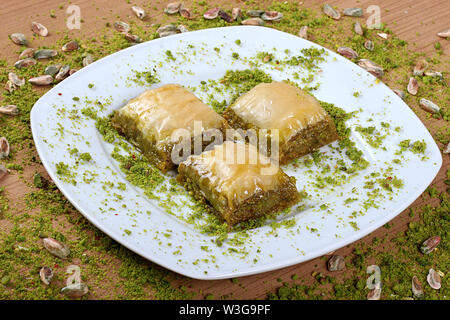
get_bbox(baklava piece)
[223,81,339,164]
[177,141,299,225]
[112,84,229,172]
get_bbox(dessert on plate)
[223,81,339,164]
[112,84,229,172]
[177,141,299,225]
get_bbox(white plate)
[31,26,442,280]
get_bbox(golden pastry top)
[117,84,224,147]
[230,81,328,143]
[182,141,283,206]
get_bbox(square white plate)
[31,26,442,279]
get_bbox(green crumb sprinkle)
[411,140,427,154]
[165,50,175,61]
[396,139,427,155]
[79,152,92,162]
[355,126,385,149]
[131,69,160,86]
[232,52,239,59]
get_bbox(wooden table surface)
[0,0,448,299]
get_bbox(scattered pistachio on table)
[426,268,441,290]
[0,137,10,159]
[131,6,145,20]
[9,33,27,45]
[323,4,340,20]
[203,7,220,20]
[42,237,70,259]
[0,105,19,116]
[39,267,53,285]
[61,283,89,298]
[31,22,48,36]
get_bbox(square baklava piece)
[177,141,299,225]
[223,81,339,164]
[112,84,229,172]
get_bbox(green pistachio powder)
[0,1,448,300]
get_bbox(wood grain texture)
[0,0,448,299]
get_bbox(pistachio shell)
[8,72,25,87]
[9,33,27,45]
[323,4,340,20]
[337,47,358,59]
[34,49,58,59]
[420,235,440,254]
[0,164,7,181]
[19,48,35,59]
[42,237,70,259]
[203,7,220,20]
[0,137,10,159]
[29,75,53,86]
[364,40,374,51]
[298,26,308,39]
[247,10,264,17]
[131,6,145,20]
[157,24,179,34]
[241,18,264,26]
[424,71,442,79]
[411,276,424,298]
[82,54,94,67]
[393,89,406,100]
[124,33,142,43]
[367,286,382,300]
[55,65,71,81]
[159,31,179,38]
[358,59,384,78]
[44,64,62,76]
[413,59,428,76]
[427,268,441,290]
[14,58,37,69]
[407,77,418,95]
[327,255,345,271]
[444,142,450,154]
[62,40,79,52]
[0,105,19,116]
[354,22,363,35]
[69,69,78,76]
[231,8,242,21]
[343,7,363,17]
[39,267,53,285]
[113,21,130,33]
[4,81,16,93]
[419,98,440,114]
[177,25,189,33]
[219,9,233,23]
[164,2,181,15]
[61,283,89,298]
[31,22,48,37]
[179,3,191,19]
[261,11,283,22]
[437,28,450,38]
